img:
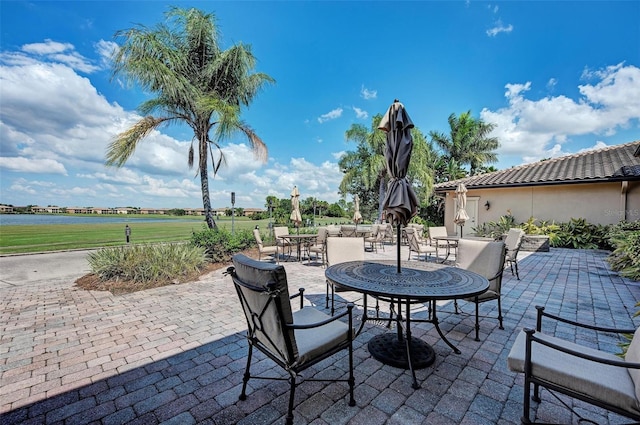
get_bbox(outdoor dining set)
[232,99,640,424]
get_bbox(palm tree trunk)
[198,132,217,230]
[378,174,386,221]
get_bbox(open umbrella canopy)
[290,186,302,227]
[353,194,362,224]
[454,183,469,236]
[378,100,418,227]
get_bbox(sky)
[1,1,639,210]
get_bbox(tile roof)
[434,140,640,191]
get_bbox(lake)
[0,214,204,226]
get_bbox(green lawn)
[0,216,353,254]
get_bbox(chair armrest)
[287,303,354,330]
[524,328,640,369]
[535,305,636,334]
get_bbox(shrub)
[87,243,208,285]
[554,217,600,249]
[607,225,640,281]
[190,227,255,263]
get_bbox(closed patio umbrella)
[378,99,418,273]
[353,194,362,226]
[290,186,302,233]
[454,183,469,237]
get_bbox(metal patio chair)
[228,254,356,425]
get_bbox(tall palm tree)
[430,111,499,176]
[105,7,274,229]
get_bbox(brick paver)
[1,246,639,424]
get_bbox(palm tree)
[339,115,436,221]
[339,115,387,220]
[106,7,274,229]
[430,111,499,176]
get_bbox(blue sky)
[1,1,639,210]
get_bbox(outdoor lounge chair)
[508,305,640,424]
[228,254,356,425]
[405,227,436,261]
[504,228,526,279]
[454,238,506,341]
[253,228,278,263]
[326,237,364,315]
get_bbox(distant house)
[0,205,14,213]
[66,207,89,214]
[434,141,640,236]
[243,208,264,217]
[90,207,116,214]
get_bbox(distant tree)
[106,7,274,229]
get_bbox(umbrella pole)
[396,223,402,274]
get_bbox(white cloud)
[486,20,513,37]
[0,157,67,174]
[353,106,368,120]
[480,63,640,164]
[20,39,99,73]
[95,39,118,69]
[360,85,377,100]
[317,107,343,123]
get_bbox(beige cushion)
[293,307,349,366]
[625,327,640,403]
[326,237,364,266]
[504,228,525,260]
[456,239,505,291]
[508,330,640,416]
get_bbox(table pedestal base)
[368,333,435,370]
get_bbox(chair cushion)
[293,307,350,366]
[625,327,640,404]
[456,240,505,291]
[508,330,640,416]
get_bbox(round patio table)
[325,260,488,389]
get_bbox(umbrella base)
[368,333,435,369]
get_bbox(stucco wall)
[442,181,639,233]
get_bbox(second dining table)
[278,233,318,262]
[325,260,489,389]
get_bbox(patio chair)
[405,227,436,261]
[508,305,640,424]
[454,239,506,341]
[273,226,292,258]
[428,226,456,260]
[364,224,384,252]
[504,228,526,279]
[253,228,278,263]
[340,225,357,237]
[380,223,395,244]
[228,254,356,425]
[326,237,365,315]
[308,227,328,266]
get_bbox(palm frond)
[106,116,165,167]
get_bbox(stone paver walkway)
[1,245,639,424]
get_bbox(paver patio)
[1,245,639,424]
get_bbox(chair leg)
[454,299,460,314]
[286,374,296,425]
[474,298,480,341]
[326,281,330,309]
[239,343,253,401]
[497,297,504,329]
[515,260,520,280]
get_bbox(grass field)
[0,215,353,255]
